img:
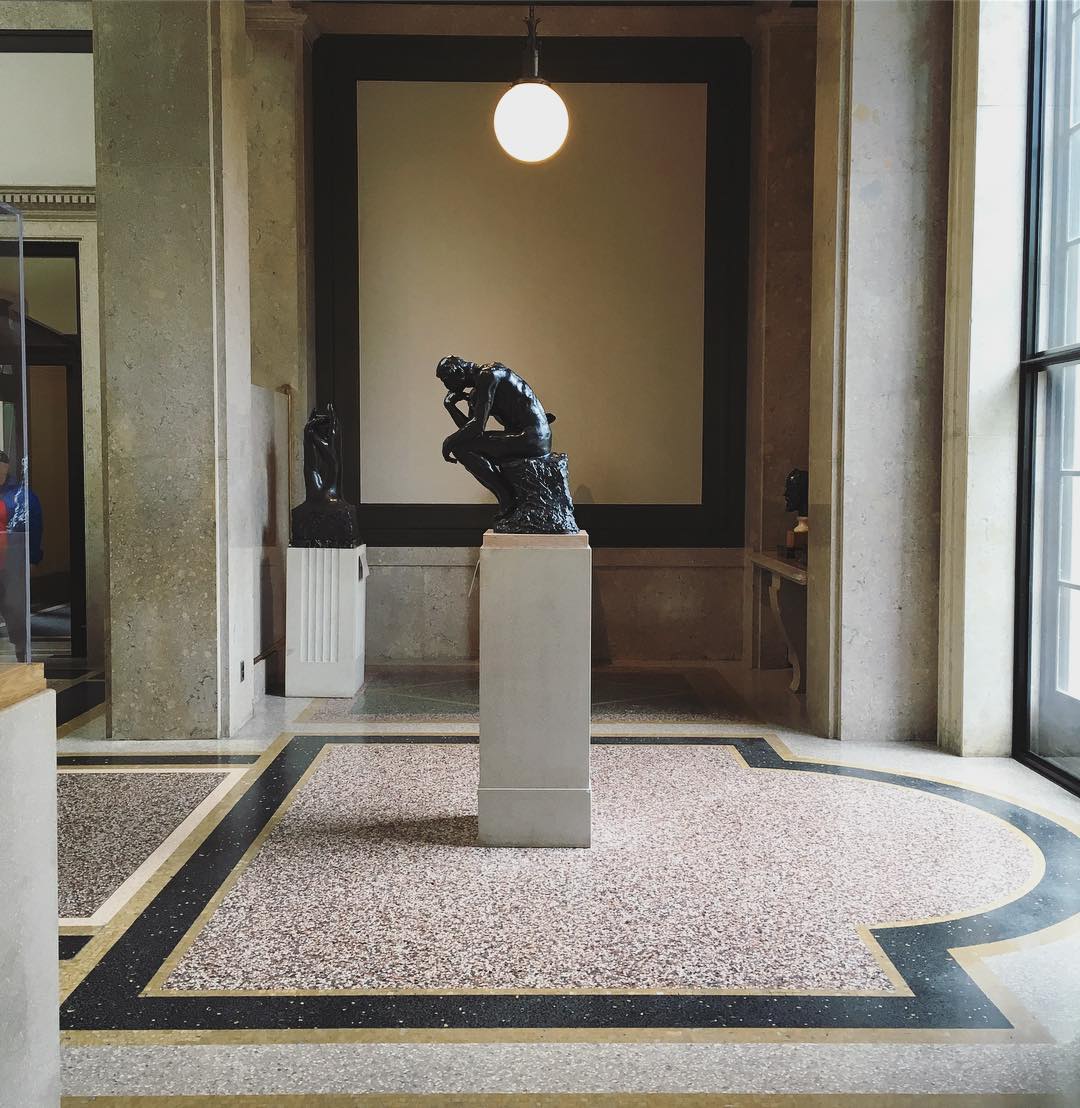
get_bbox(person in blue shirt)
[0,449,43,661]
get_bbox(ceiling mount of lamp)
[493,5,570,164]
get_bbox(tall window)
[1020,0,1080,792]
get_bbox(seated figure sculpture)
[436,354,578,534]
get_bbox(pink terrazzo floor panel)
[163,743,1037,994]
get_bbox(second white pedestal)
[285,545,366,697]
[478,530,591,847]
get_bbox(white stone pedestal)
[286,545,366,697]
[478,530,591,847]
[0,687,58,1107]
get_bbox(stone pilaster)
[246,3,317,516]
[93,0,254,737]
[743,8,817,671]
[938,0,1028,756]
[807,0,951,741]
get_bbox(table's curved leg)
[767,572,807,693]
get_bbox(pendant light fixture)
[493,5,569,164]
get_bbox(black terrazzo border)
[60,934,93,960]
[57,754,260,767]
[60,735,1080,1033]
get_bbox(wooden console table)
[749,552,807,693]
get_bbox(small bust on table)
[436,354,578,535]
[782,467,809,565]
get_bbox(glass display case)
[0,202,34,663]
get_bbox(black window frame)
[312,34,750,547]
[1015,0,1080,799]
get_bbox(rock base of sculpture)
[285,545,366,697]
[291,501,362,549]
[494,453,578,535]
[478,530,591,847]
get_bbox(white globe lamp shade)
[494,80,569,163]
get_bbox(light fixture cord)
[524,4,541,79]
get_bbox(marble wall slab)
[365,547,744,663]
[0,1,90,30]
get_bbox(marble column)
[807,0,951,741]
[246,3,317,512]
[938,1,1028,756]
[93,0,254,737]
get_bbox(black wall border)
[0,30,91,53]
[312,34,751,547]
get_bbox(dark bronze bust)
[436,354,578,534]
[783,468,809,518]
[291,404,361,548]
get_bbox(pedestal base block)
[478,786,592,848]
[286,545,366,697]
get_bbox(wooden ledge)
[749,551,807,587]
[0,663,46,712]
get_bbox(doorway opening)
[0,239,104,724]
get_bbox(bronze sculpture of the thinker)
[436,354,578,534]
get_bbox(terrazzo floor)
[58,769,229,920]
[162,742,1036,995]
[53,668,1080,1104]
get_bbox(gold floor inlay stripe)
[57,1026,1044,1047]
[57,1094,1071,1107]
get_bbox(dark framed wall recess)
[313,34,750,546]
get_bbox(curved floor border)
[58,734,1080,1042]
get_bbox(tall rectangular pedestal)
[0,686,58,1106]
[286,545,366,697]
[478,530,591,847]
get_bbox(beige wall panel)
[357,80,707,506]
[0,256,78,333]
[0,54,95,186]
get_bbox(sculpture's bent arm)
[448,369,497,447]
[443,391,470,430]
